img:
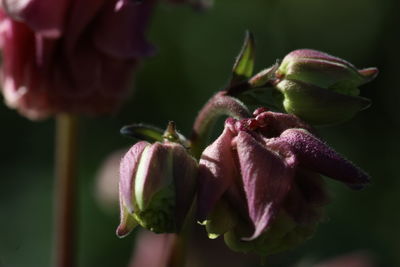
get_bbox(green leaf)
[231,31,255,85]
[120,123,164,142]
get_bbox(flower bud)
[274,49,378,125]
[117,140,197,237]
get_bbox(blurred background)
[0,0,399,266]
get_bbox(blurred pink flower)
[0,0,156,119]
[129,230,178,267]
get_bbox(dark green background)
[1,0,399,266]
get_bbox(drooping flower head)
[197,108,369,255]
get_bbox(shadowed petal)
[93,0,156,59]
[197,127,238,221]
[119,141,149,213]
[170,143,198,230]
[279,129,370,189]
[283,170,328,224]
[236,131,296,240]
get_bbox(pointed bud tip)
[116,224,132,238]
[359,67,379,83]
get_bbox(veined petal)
[279,128,370,189]
[236,131,296,240]
[119,141,150,213]
[197,127,238,221]
[134,142,174,210]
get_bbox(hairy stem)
[54,114,78,267]
[190,91,251,158]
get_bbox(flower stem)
[190,91,251,158]
[54,114,78,267]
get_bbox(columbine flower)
[197,108,369,255]
[117,139,197,237]
[274,49,378,125]
[0,0,155,119]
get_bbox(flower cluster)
[116,44,377,258]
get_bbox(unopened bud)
[274,49,378,125]
[117,140,197,236]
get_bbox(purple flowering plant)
[117,31,378,263]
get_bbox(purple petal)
[63,0,107,54]
[92,0,156,59]
[119,141,149,213]
[236,131,296,240]
[255,111,314,138]
[197,127,238,221]
[279,129,370,189]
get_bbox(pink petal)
[197,127,238,221]
[119,141,150,213]
[2,0,70,38]
[236,131,296,240]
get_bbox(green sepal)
[204,199,237,239]
[231,31,255,85]
[116,206,138,238]
[120,123,164,142]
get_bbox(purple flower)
[0,0,156,119]
[197,108,369,254]
[117,140,197,237]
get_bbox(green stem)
[190,91,251,159]
[54,114,78,267]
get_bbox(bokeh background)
[0,0,399,266]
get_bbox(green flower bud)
[274,49,378,125]
[117,139,197,237]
